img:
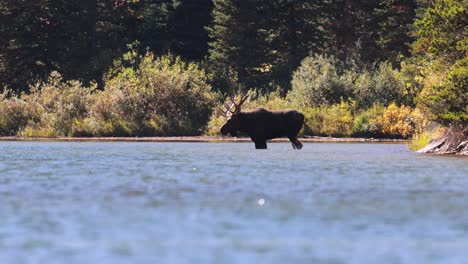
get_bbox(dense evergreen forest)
[1,0,417,92]
[0,0,466,149]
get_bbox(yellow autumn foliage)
[376,103,414,138]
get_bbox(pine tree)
[0,0,53,92]
[413,0,467,62]
[413,0,467,126]
[262,0,328,91]
[376,0,417,66]
[0,0,140,92]
[207,0,329,93]
[207,0,270,92]
[137,0,174,55]
[170,0,213,60]
[322,0,416,69]
[322,0,381,68]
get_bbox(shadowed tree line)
[0,0,213,91]
[1,0,415,93]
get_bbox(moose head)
[219,93,250,137]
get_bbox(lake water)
[0,142,467,264]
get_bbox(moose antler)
[216,102,235,117]
[216,91,251,117]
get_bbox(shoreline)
[0,136,409,143]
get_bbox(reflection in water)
[0,142,467,263]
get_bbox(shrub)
[245,91,294,110]
[353,62,404,108]
[300,101,354,137]
[205,114,226,136]
[408,107,431,135]
[91,52,215,136]
[375,103,414,138]
[352,104,385,137]
[0,91,30,136]
[19,72,95,137]
[290,55,354,107]
[301,107,323,136]
[398,59,426,107]
[0,52,216,137]
[320,101,354,137]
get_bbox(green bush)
[352,104,385,137]
[245,91,294,110]
[19,72,95,137]
[353,62,404,108]
[300,101,355,137]
[398,59,426,107]
[205,114,227,136]
[290,55,354,107]
[0,53,216,137]
[417,57,468,126]
[90,52,215,136]
[301,107,323,136]
[0,91,30,136]
[0,52,419,139]
[320,101,354,137]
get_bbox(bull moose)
[219,94,304,149]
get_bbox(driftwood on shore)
[417,127,468,155]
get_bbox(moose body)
[220,108,304,149]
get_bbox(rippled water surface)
[0,142,467,263]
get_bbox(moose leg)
[254,140,267,149]
[289,137,303,150]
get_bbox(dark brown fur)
[220,108,304,149]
